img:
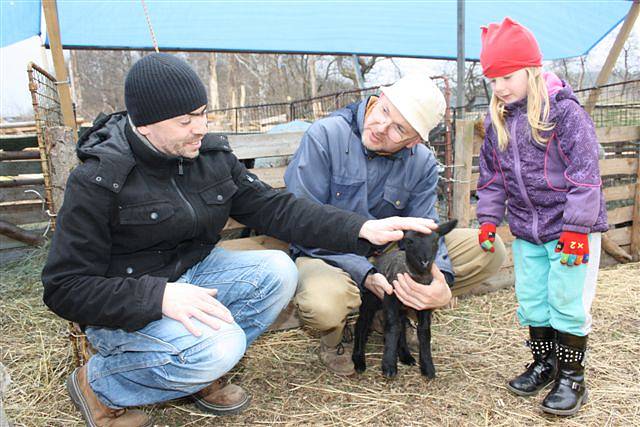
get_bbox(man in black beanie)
[42,53,439,426]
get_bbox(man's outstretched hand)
[359,217,437,246]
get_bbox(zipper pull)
[178,158,184,176]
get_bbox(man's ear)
[437,219,458,236]
[137,125,150,136]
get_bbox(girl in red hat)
[476,17,608,416]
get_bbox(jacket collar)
[124,121,186,177]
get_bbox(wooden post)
[42,0,77,133]
[452,120,474,226]
[631,156,640,261]
[584,0,640,115]
[44,126,78,218]
[0,220,44,247]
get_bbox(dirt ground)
[1,247,638,426]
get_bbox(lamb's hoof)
[398,352,416,366]
[382,362,397,378]
[352,356,366,374]
[420,364,436,379]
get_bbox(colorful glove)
[555,231,589,266]
[478,223,497,252]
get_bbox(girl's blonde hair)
[489,67,555,150]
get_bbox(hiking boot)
[192,377,251,415]
[319,326,356,376]
[67,366,152,427]
[541,332,589,416]
[507,326,557,397]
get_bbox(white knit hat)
[381,74,446,141]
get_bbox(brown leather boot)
[66,366,152,427]
[192,377,251,415]
[318,337,355,376]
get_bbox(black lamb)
[352,219,457,378]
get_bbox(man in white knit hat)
[285,74,506,376]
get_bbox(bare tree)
[208,53,220,110]
[73,50,137,121]
[70,51,364,118]
[336,55,382,87]
[441,60,486,111]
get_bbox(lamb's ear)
[437,219,458,236]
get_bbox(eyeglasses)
[374,99,419,144]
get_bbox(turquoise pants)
[513,233,601,336]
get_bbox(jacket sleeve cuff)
[345,213,371,255]
[357,267,377,291]
[443,271,455,287]
[562,223,591,234]
[134,275,167,329]
[477,215,500,227]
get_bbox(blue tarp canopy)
[1,1,41,47]
[2,1,633,60]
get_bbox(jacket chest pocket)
[199,177,238,205]
[383,185,409,211]
[330,178,365,210]
[199,178,238,233]
[118,201,175,225]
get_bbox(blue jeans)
[85,248,297,408]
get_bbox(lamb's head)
[403,219,458,275]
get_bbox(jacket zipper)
[172,158,198,239]
[510,118,542,244]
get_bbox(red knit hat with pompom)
[480,17,542,78]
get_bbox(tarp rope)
[140,0,160,52]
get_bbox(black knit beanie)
[125,53,208,126]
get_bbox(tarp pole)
[42,0,77,134]
[456,0,465,117]
[585,0,640,115]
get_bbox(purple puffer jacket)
[477,74,608,244]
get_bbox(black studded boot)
[506,326,557,396]
[541,332,588,416]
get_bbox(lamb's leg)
[398,314,416,366]
[417,309,436,379]
[381,294,403,378]
[352,291,380,373]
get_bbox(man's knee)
[261,251,298,304]
[295,280,360,332]
[163,322,247,392]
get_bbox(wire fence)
[455,79,640,128]
[26,62,65,227]
[575,79,640,127]
[27,62,64,131]
[207,86,383,134]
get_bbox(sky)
[1,20,638,120]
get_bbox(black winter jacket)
[42,112,370,331]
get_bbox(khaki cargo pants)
[294,228,506,346]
